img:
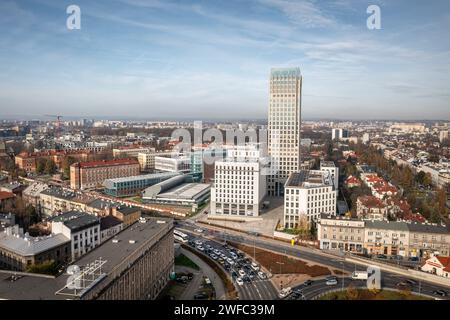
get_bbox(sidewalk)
[180,248,226,300]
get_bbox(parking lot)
[184,231,279,300]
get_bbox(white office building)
[320,161,339,189]
[284,170,337,228]
[154,155,191,173]
[138,151,176,171]
[331,128,349,140]
[51,211,101,261]
[210,145,268,218]
[267,67,302,196]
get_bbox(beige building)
[408,223,450,258]
[318,213,365,253]
[138,151,181,172]
[113,146,155,159]
[70,159,140,190]
[364,220,410,257]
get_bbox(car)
[236,277,244,286]
[258,271,267,280]
[396,282,411,289]
[239,269,246,277]
[210,254,218,260]
[243,276,251,283]
[227,258,235,265]
[278,287,292,299]
[432,290,448,297]
[231,271,238,279]
[326,279,338,286]
[218,258,224,264]
[205,244,212,250]
[404,279,417,286]
[196,245,204,251]
[325,275,337,281]
[293,288,303,295]
[409,257,419,262]
[302,280,314,286]
[376,254,388,259]
[194,293,208,300]
[224,264,231,271]
[194,228,204,233]
[221,254,227,259]
[251,262,260,271]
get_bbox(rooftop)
[71,158,139,169]
[285,170,333,189]
[51,211,99,232]
[104,171,179,184]
[157,183,210,200]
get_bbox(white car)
[326,279,338,286]
[210,254,218,260]
[196,245,205,251]
[195,228,204,233]
[227,258,235,265]
[236,277,244,286]
[278,287,292,299]
[221,254,227,259]
[258,271,266,280]
[195,240,203,246]
[251,262,260,271]
[214,249,221,255]
[239,269,246,277]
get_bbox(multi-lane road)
[179,221,450,300]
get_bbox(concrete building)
[100,215,123,242]
[142,174,210,207]
[331,128,349,140]
[320,161,339,189]
[408,223,450,258]
[267,67,302,196]
[51,211,101,261]
[70,158,140,190]
[15,150,94,173]
[364,220,410,257]
[284,170,336,228]
[113,146,155,159]
[111,205,141,227]
[138,151,174,171]
[440,131,449,143]
[210,145,268,218]
[22,181,49,210]
[39,187,92,216]
[103,172,179,197]
[318,213,365,253]
[0,225,71,271]
[154,156,191,173]
[0,217,174,300]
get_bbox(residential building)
[440,131,449,143]
[320,161,339,189]
[408,223,450,258]
[210,145,268,218]
[421,256,450,278]
[364,220,410,257]
[51,211,101,261]
[111,205,141,227]
[15,150,93,173]
[39,187,92,216]
[0,191,15,211]
[267,67,302,196]
[345,175,361,188]
[0,225,71,271]
[284,170,337,228]
[317,213,365,253]
[100,215,123,242]
[138,151,174,171]
[356,195,387,220]
[22,181,49,209]
[70,158,140,190]
[103,172,180,197]
[331,128,349,140]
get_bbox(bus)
[174,229,189,243]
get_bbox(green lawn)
[175,254,200,270]
[320,289,432,300]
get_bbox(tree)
[62,156,77,179]
[36,158,47,174]
[346,283,359,300]
[44,159,57,175]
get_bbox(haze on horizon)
[0,0,450,121]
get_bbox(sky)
[0,0,450,121]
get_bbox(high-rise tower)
[267,67,302,196]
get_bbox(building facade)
[320,161,339,189]
[154,156,191,173]
[267,67,302,196]
[318,214,365,253]
[284,170,336,228]
[70,159,140,190]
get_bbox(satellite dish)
[67,265,80,275]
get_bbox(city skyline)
[1,0,450,121]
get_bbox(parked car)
[433,290,448,297]
[239,269,246,277]
[258,271,267,280]
[251,262,260,271]
[302,280,314,286]
[325,275,337,281]
[278,287,292,299]
[194,228,204,233]
[326,279,338,286]
[236,277,244,286]
[194,293,208,300]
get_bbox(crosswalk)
[237,279,279,300]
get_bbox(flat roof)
[0,232,70,257]
[104,171,179,184]
[157,183,210,200]
[285,170,332,188]
[0,217,173,300]
[51,211,99,232]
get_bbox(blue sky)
[0,0,449,120]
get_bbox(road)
[181,229,279,300]
[178,221,450,300]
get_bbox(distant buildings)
[390,122,426,133]
[331,128,349,140]
[138,151,174,171]
[113,146,155,159]
[15,150,93,173]
[283,170,337,228]
[70,158,140,190]
[440,131,449,143]
[268,67,302,196]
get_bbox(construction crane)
[44,114,63,137]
